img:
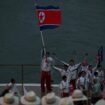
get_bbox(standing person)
[75,71,88,95]
[59,75,69,97]
[92,78,102,104]
[41,51,54,97]
[76,72,82,89]
[67,59,81,89]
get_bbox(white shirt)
[79,77,85,86]
[7,83,18,94]
[41,56,53,71]
[81,65,88,72]
[86,70,93,83]
[67,63,81,81]
[79,76,88,90]
[59,80,69,93]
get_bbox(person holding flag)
[36,5,61,97]
[40,51,54,97]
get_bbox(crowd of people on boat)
[40,51,105,105]
[0,51,105,105]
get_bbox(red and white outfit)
[59,80,69,97]
[41,55,53,94]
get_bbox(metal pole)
[40,31,46,54]
[21,64,24,95]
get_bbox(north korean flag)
[36,6,61,30]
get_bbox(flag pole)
[40,31,46,54]
[21,64,24,95]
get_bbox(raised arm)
[53,66,62,72]
[74,63,81,69]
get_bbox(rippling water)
[0,0,105,83]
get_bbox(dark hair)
[97,64,102,68]
[46,52,50,55]
[79,71,86,77]
[11,78,15,82]
[62,75,67,80]
[78,72,82,77]
[88,65,92,68]
[94,72,98,76]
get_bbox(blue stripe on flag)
[40,25,59,30]
[36,5,60,10]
